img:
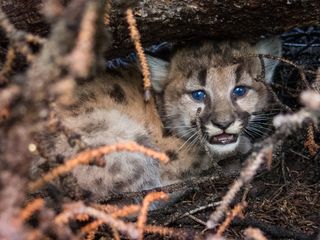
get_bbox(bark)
[1,0,320,58]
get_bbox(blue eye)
[191,90,207,102]
[232,86,248,97]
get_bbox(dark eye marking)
[187,70,193,79]
[198,68,207,86]
[235,64,244,84]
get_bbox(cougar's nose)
[211,119,234,130]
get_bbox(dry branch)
[19,198,45,222]
[55,202,140,239]
[29,142,169,192]
[126,7,152,101]
[206,148,272,229]
[215,202,246,237]
[137,192,168,239]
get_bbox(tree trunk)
[1,0,320,58]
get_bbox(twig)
[19,198,45,222]
[164,202,220,226]
[256,56,292,113]
[112,205,141,218]
[55,202,139,239]
[144,225,195,239]
[137,192,168,240]
[0,8,45,62]
[0,46,16,84]
[81,203,138,240]
[81,220,103,234]
[280,156,289,189]
[304,124,319,156]
[110,225,121,240]
[92,203,141,218]
[28,142,169,192]
[215,202,247,237]
[0,85,21,122]
[246,54,320,101]
[81,204,140,238]
[0,8,46,45]
[126,8,152,102]
[206,147,272,229]
[75,213,90,222]
[104,0,112,25]
[67,1,97,78]
[85,231,96,240]
[187,215,207,226]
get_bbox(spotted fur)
[31,38,281,199]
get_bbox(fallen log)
[1,0,320,58]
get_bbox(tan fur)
[31,38,281,199]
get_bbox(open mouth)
[209,133,238,145]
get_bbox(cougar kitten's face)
[149,39,281,157]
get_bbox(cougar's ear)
[254,37,282,83]
[146,55,170,93]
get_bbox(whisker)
[249,121,273,126]
[178,131,198,152]
[244,128,257,139]
[249,123,273,129]
[176,128,196,139]
[164,126,188,129]
[245,127,265,137]
[185,135,200,152]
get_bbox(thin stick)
[206,147,272,229]
[55,202,139,239]
[144,225,190,239]
[304,124,319,156]
[19,198,45,222]
[137,192,168,240]
[256,56,292,113]
[215,202,246,236]
[126,8,152,102]
[165,201,220,226]
[0,46,15,84]
[245,53,316,89]
[29,142,169,192]
[188,215,207,226]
